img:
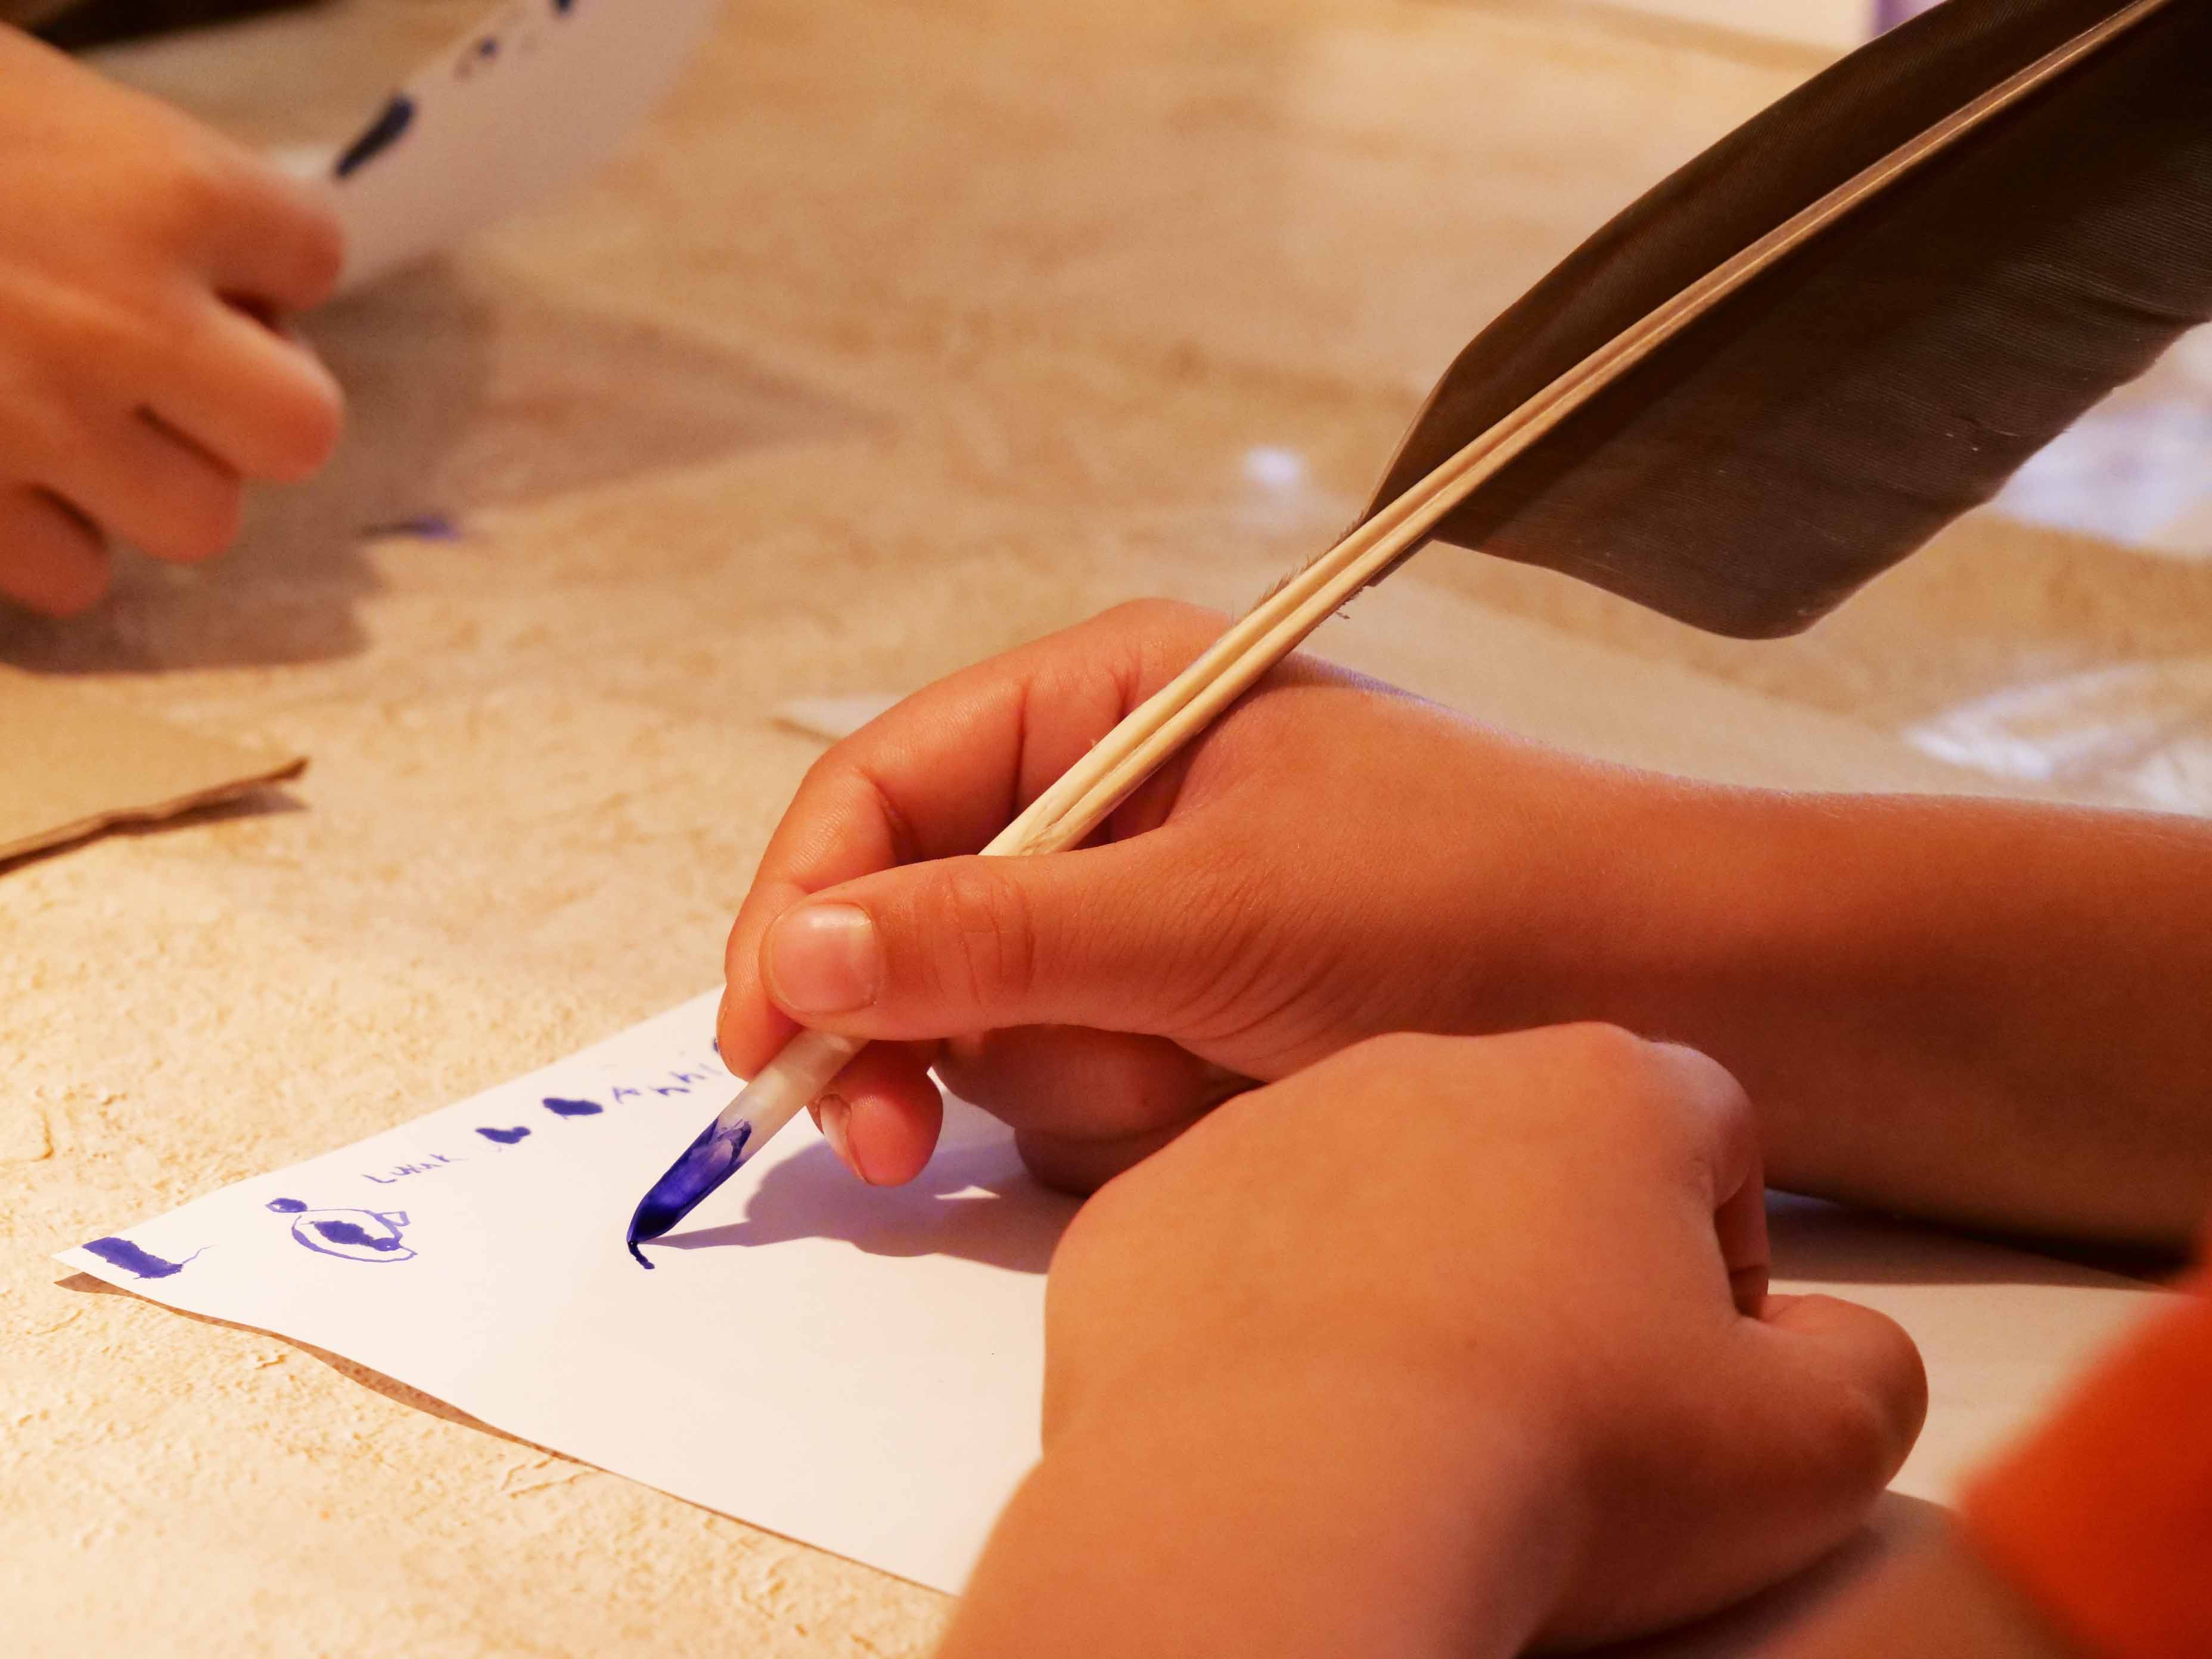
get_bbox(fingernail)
[817,1092,856,1173]
[767,903,881,1015]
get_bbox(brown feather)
[1362,0,2212,637]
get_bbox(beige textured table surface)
[7,2,2211,1654]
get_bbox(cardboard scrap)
[0,666,304,864]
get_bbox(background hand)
[0,27,344,616]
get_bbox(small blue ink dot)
[542,1096,602,1117]
[265,1198,307,1213]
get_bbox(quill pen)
[627,0,2212,1260]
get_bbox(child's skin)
[935,1026,1928,1658]
[717,597,2211,1651]
[0,27,344,616]
[719,599,2212,1250]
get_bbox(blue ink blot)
[314,1220,394,1250]
[552,0,573,13]
[334,93,416,180]
[474,35,498,58]
[625,1119,751,1268]
[476,1125,530,1145]
[265,1197,307,1213]
[282,1206,417,1263]
[363,512,462,540]
[83,1237,197,1280]
[543,1096,602,1117]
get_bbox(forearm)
[1560,786,2212,1247]
[936,1365,1569,1659]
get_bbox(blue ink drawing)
[624,1117,752,1268]
[333,93,417,180]
[542,1096,602,1118]
[82,1237,203,1280]
[266,1198,416,1263]
[476,1125,531,1145]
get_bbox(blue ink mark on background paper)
[625,1118,752,1268]
[543,1096,602,1117]
[363,512,462,541]
[476,1125,531,1145]
[334,93,416,179]
[269,1200,417,1263]
[82,1237,201,1280]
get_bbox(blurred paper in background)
[309,0,725,292]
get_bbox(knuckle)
[931,862,1039,1009]
[153,151,240,244]
[1544,1021,1666,1095]
[43,294,132,377]
[1099,595,1226,653]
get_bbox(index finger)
[714,599,1228,1076]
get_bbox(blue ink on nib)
[543,1096,602,1118]
[476,1125,530,1145]
[83,1237,199,1280]
[625,1119,751,1268]
[334,92,416,179]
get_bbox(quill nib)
[623,1110,753,1268]
[623,1027,863,1266]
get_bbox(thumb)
[1545,1291,1927,1648]
[1733,1293,1930,1574]
[757,840,1223,1043]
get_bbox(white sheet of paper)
[58,989,2170,1597]
[311,0,725,293]
[59,992,1073,1593]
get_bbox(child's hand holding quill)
[719,599,2212,1246]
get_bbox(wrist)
[940,1358,1577,1659]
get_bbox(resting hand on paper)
[0,27,344,617]
[937,1027,1927,1659]
[720,598,2212,1246]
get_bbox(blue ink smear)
[552,0,573,13]
[625,1119,751,1268]
[476,1125,530,1145]
[473,35,498,58]
[265,1197,307,1213]
[334,92,415,180]
[83,1237,197,1280]
[543,1096,602,1117]
[362,512,462,540]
